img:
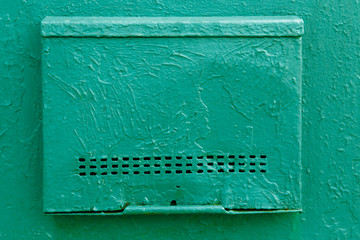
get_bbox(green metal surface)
[42,17,302,214]
[1,0,360,239]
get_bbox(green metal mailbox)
[41,16,303,214]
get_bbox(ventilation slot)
[77,154,268,176]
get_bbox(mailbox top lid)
[41,16,304,38]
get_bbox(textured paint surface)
[0,0,359,239]
[42,17,302,213]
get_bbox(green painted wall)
[0,0,359,239]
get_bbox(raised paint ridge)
[41,16,304,37]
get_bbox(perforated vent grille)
[78,155,268,176]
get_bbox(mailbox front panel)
[42,17,303,214]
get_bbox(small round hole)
[170,200,177,206]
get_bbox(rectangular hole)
[144,171,150,174]
[112,157,118,161]
[229,162,235,166]
[111,171,118,175]
[217,155,224,159]
[260,163,266,165]
[197,170,204,173]
[197,156,203,159]
[260,170,266,173]
[197,163,203,166]
[133,157,140,161]
[155,171,160,174]
[101,172,107,175]
[79,172,86,176]
[207,163,213,166]
[101,165,107,168]
[133,171,140,174]
[249,155,256,158]
[144,164,150,167]
[186,156,192,159]
[229,155,235,159]
[229,169,235,173]
[144,157,151,160]
[239,155,245,158]
[112,165,118,168]
[79,165,86,169]
[207,170,213,173]
[218,162,224,166]
[239,169,245,173]
[175,163,182,167]
[186,170,192,173]
[154,164,160,167]
[218,169,224,173]
[155,157,161,160]
[133,164,140,168]
[165,164,171,167]
[250,169,256,173]
[239,163,245,166]
[123,157,129,161]
[176,156,182,160]
[250,163,255,166]
[79,158,85,162]
[90,159,96,162]
[101,158,107,161]
[207,155,214,159]
[90,172,97,176]
[186,163,192,167]
[165,170,171,174]
[165,156,172,160]
[260,155,267,158]
[176,170,182,174]
[122,171,129,175]
[90,165,96,169]
[122,164,129,168]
